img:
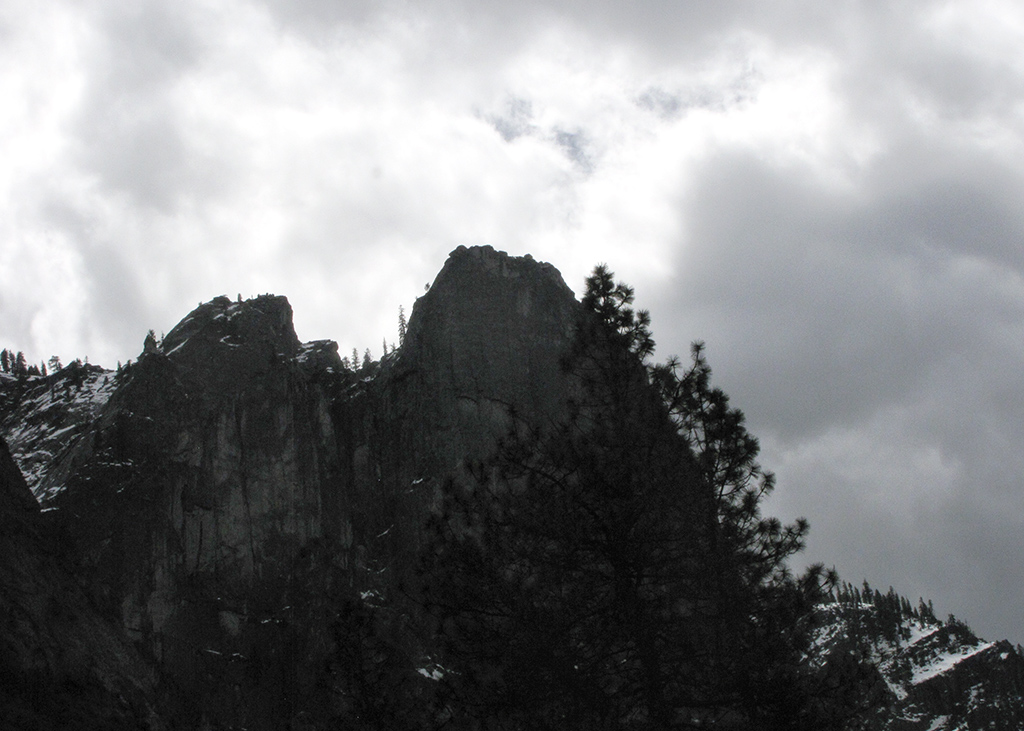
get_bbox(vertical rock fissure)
[196,515,204,575]
[235,404,258,579]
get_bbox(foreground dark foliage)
[420,266,863,729]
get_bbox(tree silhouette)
[422,265,837,730]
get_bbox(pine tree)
[422,265,836,730]
[650,340,836,727]
[398,305,408,346]
[14,351,27,376]
[1,348,9,373]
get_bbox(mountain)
[813,585,1024,730]
[1,245,1021,729]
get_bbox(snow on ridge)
[912,642,995,685]
[812,602,1010,712]
[81,370,116,406]
[2,367,117,499]
[295,341,320,364]
[906,620,940,646]
[164,339,189,357]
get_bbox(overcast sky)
[3,0,1024,644]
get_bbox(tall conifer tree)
[422,266,839,730]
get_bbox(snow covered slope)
[814,587,1024,730]
[0,361,116,505]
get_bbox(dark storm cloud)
[667,157,935,436]
[654,115,1024,642]
[875,163,1024,272]
[662,128,1024,432]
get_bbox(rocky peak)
[387,245,579,474]
[426,244,573,297]
[157,294,301,386]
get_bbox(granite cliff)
[1,245,580,728]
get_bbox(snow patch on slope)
[912,642,995,685]
[1,367,116,502]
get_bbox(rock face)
[0,434,38,515]
[47,297,344,601]
[32,294,354,726]
[0,246,581,728]
[386,245,577,472]
[0,434,161,730]
[353,246,580,570]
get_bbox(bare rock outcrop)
[386,244,577,472]
[33,295,350,726]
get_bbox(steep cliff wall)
[9,246,579,728]
[385,244,577,473]
[347,245,580,575]
[44,296,346,620]
[0,435,161,730]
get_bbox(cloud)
[2,0,1024,645]
[658,137,1024,640]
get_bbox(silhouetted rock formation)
[1,245,1021,730]
[0,246,581,727]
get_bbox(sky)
[3,0,1024,645]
